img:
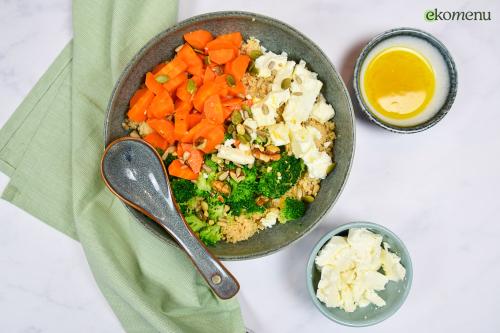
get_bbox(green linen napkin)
[0,1,245,332]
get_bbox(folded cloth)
[0,1,244,332]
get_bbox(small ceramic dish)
[353,27,457,133]
[306,222,413,327]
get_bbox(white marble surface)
[1,0,500,332]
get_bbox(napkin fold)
[0,1,244,332]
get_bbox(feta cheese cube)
[272,60,296,91]
[268,123,290,146]
[302,148,332,179]
[289,125,316,158]
[311,95,335,122]
[255,51,288,78]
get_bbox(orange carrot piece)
[181,118,213,143]
[205,39,236,52]
[185,148,204,174]
[187,112,203,129]
[178,43,203,67]
[229,55,251,80]
[155,56,188,80]
[174,100,193,114]
[176,80,193,102]
[174,108,190,141]
[200,124,225,153]
[168,159,198,180]
[187,64,204,77]
[127,90,155,122]
[203,94,224,124]
[217,32,243,48]
[208,49,235,65]
[130,88,148,108]
[184,30,214,50]
[146,119,175,144]
[191,75,203,87]
[163,72,188,94]
[145,72,164,95]
[228,79,246,97]
[203,67,216,84]
[144,133,168,150]
[222,97,244,110]
[176,143,192,158]
[193,81,220,111]
[147,89,174,118]
[223,106,233,120]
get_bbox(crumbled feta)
[268,123,290,146]
[272,60,296,91]
[217,146,255,165]
[243,118,258,130]
[261,209,279,228]
[302,148,332,179]
[311,95,335,123]
[252,90,290,127]
[315,228,406,313]
[289,125,316,158]
[255,51,288,78]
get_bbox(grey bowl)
[306,222,413,326]
[105,11,355,260]
[353,27,458,133]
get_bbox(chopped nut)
[202,164,213,173]
[194,137,207,150]
[201,201,209,212]
[265,145,280,154]
[229,171,239,182]
[183,151,191,161]
[129,130,140,138]
[218,171,229,181]
[255,196,269,206]
[213,180,231,195]
[235,167,242,177]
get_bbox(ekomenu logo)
[425,8,492,22]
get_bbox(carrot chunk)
[147,89,174,118]
[155,56,188,81]
[146,119,175,144]
[163,72,188,94]
[217,32,243,48]
[143,133,168,150]
[193,81,219,111]
[127,90,155,122]
[184,30,214,50]
[130,88,148,108]
[145,72,164,95]
[208,49,236,65]
[203,94,224,124]
[168,159,198,180]
[229,55,251,80]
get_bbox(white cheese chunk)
[302,148,332,179]
[252,90,290,127]
[268,123,290,146]
[315,228,405,312]
[260,209,279,228]
[216,146,255,165]
[272,60,296,91]
[311,95,335,122]
[381,244,407,281]
[255,51,288,78]
[289,125,316,158]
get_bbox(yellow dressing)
[363,46,436,120]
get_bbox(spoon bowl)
[101,137,240,299]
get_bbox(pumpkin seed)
[302,195,315,203]
[155,75,169,83]
[187,79,197,94]
[268,61,275,70]
[249,50,263,60]
[281,78,292,89]
[236,124,245,135]
[327,162,336,174]
[293,91,303,96]
[231,111,243,124]
[204,56,211,65]
[262,104,270,115]
[227,124,235,133]
[295,75,303,84]
[193,48,204,54]
[248,61,259,75]
[226,74,236,87]
[237,134,249,144]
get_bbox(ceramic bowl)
[306,222,413,326]
[353,27,458,133]
[105,11,355,260]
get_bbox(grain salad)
[122,30,336,245]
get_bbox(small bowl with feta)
[306,222,413,326]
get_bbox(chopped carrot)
[191,75,203,86]
[174,99,193,114]
[176,80,193,102]
[146,119,175,144]
[199,124,225,153]
[130,88,148,107]
[229,55,251,80]
[184,30,214,50]
[217,32,243,48]
[193,81,220,111]
[155,56,188,81]
[205,39,237,52]
[176,142,192,158]
[147,89,174,118]
[168,159,198,180]
[203,94,224,124]
[228,79,246,96]
[127,90,155,122]
[174,108,190,141]
[177,43,203,67]
[208,49,236,65]
[214,74,230,97]
[203,67,216,84]
[144,133,168,150]
[163,72,188,94]
[145,72,164,95]
[187,64,204,77]
[181,118,214,143]
[187,112,203,129]
[185,148,204,174]
[222,97,244,111]
[223,106,233,120]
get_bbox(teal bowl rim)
[353,27,458,133]
[306,222,413,327]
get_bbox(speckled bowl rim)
[104,11,356,260]
[306,222,413,327]
[353,27,458,133]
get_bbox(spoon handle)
[155,212,240,299]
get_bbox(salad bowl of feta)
[105,12,355,259]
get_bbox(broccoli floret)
[205,194,224,221]
[194,158,218,195]
[204,155,218,171]
[280,197,306,223]
[226,167,265,216]
[178,197,200,215]
[185,215,207,232]
[199,225,222,246]
[258,154,304,198]
[171,178,197,203]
